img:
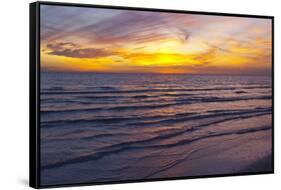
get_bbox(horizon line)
[41,71,272,77]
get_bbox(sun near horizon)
[40,5,272,76]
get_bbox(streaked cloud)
[46,42,113,58]
[40,5,272,75]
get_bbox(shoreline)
[148,129,273,179]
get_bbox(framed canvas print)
[29,1,274,188]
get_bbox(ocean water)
[40,73,272,185]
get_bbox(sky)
[40,5,272,75]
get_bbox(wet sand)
[148,129,272,178]
[242,155,272,173]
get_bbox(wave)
[40,85,271,95]
[41,111,198,128]
[76,110,271,144]
[127,107,271,127]
[41,119,271,170]
[41,107,271,129]
[41,93,198,104]
[45,132,130,143]
[41,86,65,91]
[176,95,271,104]
[41,107,271,169]
[97,86,117,90]
[235,90,247,94]
[41,95,271,114]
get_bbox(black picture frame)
[30,1,274,188]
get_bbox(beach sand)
[148,129,272,179]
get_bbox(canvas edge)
[29,2,40,189]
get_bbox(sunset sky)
[40,5,272,75]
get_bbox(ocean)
[40,72,272,185]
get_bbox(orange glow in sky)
[41,5,272,75]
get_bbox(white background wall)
[0,0,279,189]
